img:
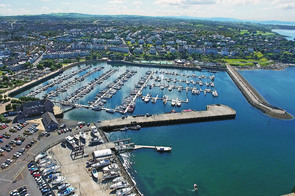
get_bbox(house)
[17,99,54,119]
[42,112,58,131]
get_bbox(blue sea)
[14,63,295,196]
[272,29,295,41]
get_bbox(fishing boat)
[92,168,98,179]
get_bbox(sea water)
[15,63,295,196]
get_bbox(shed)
[92,149,112,159]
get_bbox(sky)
[0,0,295,22]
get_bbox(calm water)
[272,29,295,40]
[15,64,295,196]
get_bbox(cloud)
[271,0,295,9]
[155,0,216,8]
[61,2,70,5]
[108,0,125,4]
[132,1,143,6]
[217,0,262,5]
[0,4,7,8]
[39,0,51,2]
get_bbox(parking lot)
[0,118,99,195]
[0,122,40,170]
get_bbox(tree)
[37,64,44,70]
[5,104,12,111]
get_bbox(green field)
[222,58,271,66]
[240,30,275,36]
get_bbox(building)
[17,99,54,119]
[42,112,58,131]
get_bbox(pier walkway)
[101,104,236,131]
[226,64,293,119]
[124,71,154,113]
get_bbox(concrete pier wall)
[100,104,236,131]
[226,64,293,120]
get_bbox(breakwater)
[100,104,236,131]
[226,64,293,119]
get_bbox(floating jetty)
[226,64,293,120]
[100,104,236,131]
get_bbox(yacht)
[103,171,119,181]
[171,99,176,106]
[103,163,119,172]
[112,177,124,183]
[176,99,182,107]
[110,181,129,190]
[91,159,111,168]
[212,90,218,97]
[116,187,133,196]
[144,94,151,103]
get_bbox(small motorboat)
[156,146,172,152]
[194,184,198,191]
[92,168,98,179]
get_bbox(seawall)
[226,64,293,120]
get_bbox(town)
[0,13,295,196]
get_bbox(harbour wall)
[100,104,236,131]
[226,64,293,120]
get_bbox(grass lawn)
[222,58,271,66]
[240,30,249,35]
[256,31,275,36]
